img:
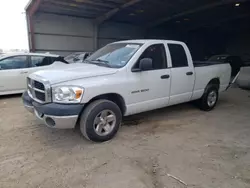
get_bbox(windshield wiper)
[88,59,112,67]
[92,59,109,64]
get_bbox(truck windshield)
[86,43,142,68]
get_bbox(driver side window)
[0,56,28,70]
[134,44,167,70]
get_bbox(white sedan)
[0,53,67,95]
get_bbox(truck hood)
[30,62,118,84]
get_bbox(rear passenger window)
[135,44,167,70]
[30,56,53,67]
[168,44,188,68]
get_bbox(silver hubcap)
[207,91,217,107]
[93,110,116,136]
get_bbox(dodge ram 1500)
[22,40,231,142]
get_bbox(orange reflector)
[75,90,83,99]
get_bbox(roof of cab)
[113,39,185,45]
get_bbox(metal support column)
[93,23,99,51]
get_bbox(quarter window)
[168,44,188,68]
[0,56,28,70]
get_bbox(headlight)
[52,86,84,103]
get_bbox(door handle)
[20,71,28,74]
[186,72,193,76]
[161,75,170,79]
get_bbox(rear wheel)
[198,84,219,111]
[80,99,122,142]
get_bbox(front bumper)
[22,91,84,129]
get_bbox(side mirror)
[140,58,153,71]
[132,58,153,72]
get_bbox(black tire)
[80,99,122,142]
[198,84,219,111]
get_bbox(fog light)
[45,117,56,127]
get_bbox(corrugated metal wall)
[32,13,94,55]
[98,22,145,48]
[31,13,145,55]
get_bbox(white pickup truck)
[22,40,231,142]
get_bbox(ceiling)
[26,0,250,30]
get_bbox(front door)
[0,56,29,94]
[126,44,171,115]
[167,43,195,105]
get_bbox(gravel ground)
[0,88,250,188]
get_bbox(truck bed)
[194,63,231,96]
[194,61,228,67]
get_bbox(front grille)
[35,91,46,101]
[27,77,50,103]
[34,81,45,90]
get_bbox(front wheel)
[198,85,219,111]
[80,99,122,142]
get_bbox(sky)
[0,0,30,50]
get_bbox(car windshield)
[64,52,82,62]
[86,43,142,68]
[208,55,229,62]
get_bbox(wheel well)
[87,93,126,115]
[207,78,220,89]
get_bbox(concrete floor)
[0,88,249,188]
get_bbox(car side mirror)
[132,58,153,72]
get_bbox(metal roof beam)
[147,0,248,28]
[69,0,117,8]
[41,1,107,14]
[39,10,96,18]
[95,0,143,24]
[43,0,114,10]
[40,4,99,16]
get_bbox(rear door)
[127,43,171,115]
[0,55,29,93]
[167,43,195,105]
